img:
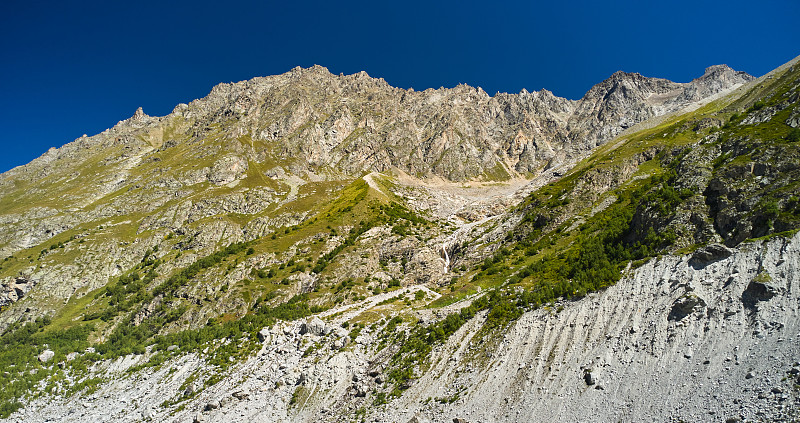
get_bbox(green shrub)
[787,128,800,142]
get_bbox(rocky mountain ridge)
[0,63,751,270]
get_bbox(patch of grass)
[482,162,512,181]
[0,318,95,418]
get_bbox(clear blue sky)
[1,0,798,173]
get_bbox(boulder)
[257,327,271,343]
[668,293,706,321]
[690,244,732,268]
[583,371,595,385]
[184,384,196,397]
[300,317,325,336]
[232,390,249,400]
[333,337,350,350]
[354,384,367,397]
[38,350,55,363]
[742,274,781,309]
[785,109,800,128]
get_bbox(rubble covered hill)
[1,54,799,422]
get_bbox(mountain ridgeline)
[0,56,799,423]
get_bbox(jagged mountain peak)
[698,63,757,83]
[591,64,753,95]
[694,63,755,86]
[290,64,333,75]
[131,106,146,120]
[703,63,734,74]
[587,70,678,99]
[566,64,753,146]
[0,61,753,240]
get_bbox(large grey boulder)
[38,349,54,363]
[741,272,781,309]
[300,317,326,336]
[257,327,271,343]
[203,400,220,411]
[668,293,706,321]
[690,243,733,268]
[786,109,800,128]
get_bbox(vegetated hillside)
[0,56,797,422]
[0,60,750,340]
[0,63,749,262]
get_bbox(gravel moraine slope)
[8,233,799,423]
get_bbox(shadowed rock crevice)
[741,272,780,310]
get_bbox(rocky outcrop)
[0,277,36,308]
[690,243,733,268]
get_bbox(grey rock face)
[787,109,800,128]
[668,293,706,321]
[257,327,270,343]
[370,234,800,423]
[300,317,326,337]
[568,66,752,149]
[0,277,36,308]
[690,243,733,268]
